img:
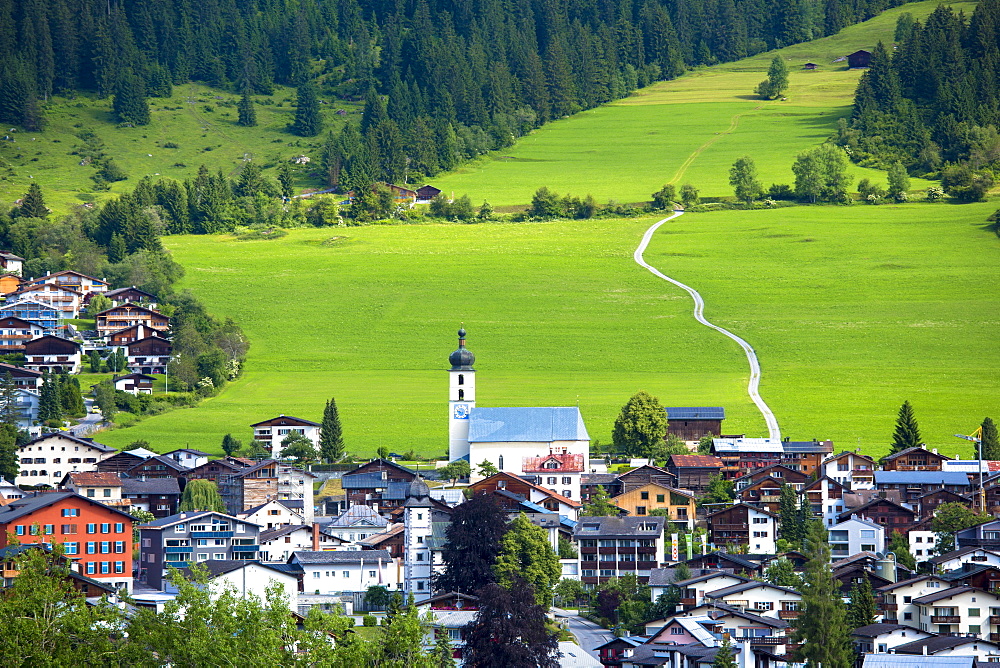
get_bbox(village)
[0,259,997,667]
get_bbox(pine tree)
[846,573,877,629]
[112,70,150,126]
[792,521,853,668]
[0,372,21,427]
[0,424,17,482]
[890,400,921,454]
[291,82,322,136]
[319,397,344,462]
[580,485,622,517]
[431,629,456,668]
[278,162,294,199]
[108,233,127,263]
[221,433,242,457]
[778,483,802,545]
[981,418,1000,461]
[17,183,48,219]
[237,91,257,127]
[712,634,738,668]
[37,372,62,425]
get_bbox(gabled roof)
[824,450,876,464]
[574,516,665,538]
[28,270,107,285]
[23,431,115,453]
[893,634,1000,655]
[695,602,789,628]
[475,472,582,508]
[929,546,1000,564]
[851,623,921,638]
[0,362,41,378]
[667,454,723,468]
[164,448,211,457]
[0,298,60,312]
[882,446,951,462]
[105,286,157,300]
[326,504,389,529]
[801,475,848,492]
[356,524,404,547]
[23,335,81,352]
[96,302,165,318]
[128,455,190,473]
[260,524,312,542]
[291,549,392,564]
[875,574,941,593]
[64,472,122,487]
[17,283,83,296]
[685,551,761,571]
[120,477,180,495]
[733,464,808,483]
[912,585,993,605]
[706,580,801,599]
[874,471,970,486]
[707,502,779,520]
[112,373,157,382]
[668,572,751,588]
[830,515,883,531]
[838,496,916,521]
[665,407,725,420]
[249,414,321,428]
[179,559,294,579]
[0,316,36,328]
[0,491,135,522]
[140,510,247,529]
[467,407,589,443]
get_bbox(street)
[554,610,616,659]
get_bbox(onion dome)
[448,328,475,370]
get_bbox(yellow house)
[612,483,696,529]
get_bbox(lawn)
[95,201,1000,460]
[431,0,970,206]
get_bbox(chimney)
[312,522,319,551]
[932,448,938,455]
[922,644,928,656]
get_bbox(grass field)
[94,201,1000,460]
[432,0,972,205]
[0,84,358,215]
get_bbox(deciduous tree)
[755,55,789,99]
[930,502,992,554]
[463,580,559,668]
[888,530,917,570]
[612,391,668,457]
[580,485,622,517]
[280,431,318,462]
[221,433,242,457]
[729,156,763,204]
[495,513,562,606]
[178,479,227,512]
[436,492,509,595]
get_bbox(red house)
[0,491,134,591]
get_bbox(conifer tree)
[0,423,18,482]
[778,484,802,546]
[237,91,257,127]
[112,70,150,125]
[846,573,877,629]
[889,400,921,455]
[981,418,1000,461]
[17,183,48,219]
[319,397,344,462]
[712,634,738,668]
[291,82,322,136]
[278,162,294,199]
[221,433,242,457]
[108,233,127,264]
[792,521,853,668]
[580,485,622,517]
[37,372,62,425]
[0,372,21,427]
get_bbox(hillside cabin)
[416,185,442,202]
[23,335,82,374]
[25,270,108,296]
[0,251,24,276]
[665,407,724,441]
[104,286,158,308]
[0,316,44,352]
[803,62,818,70]
[847,50,872,68]
[96,303,169,337]
[113,373,156,395]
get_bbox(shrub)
[362,614,377,626]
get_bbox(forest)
[2,0,908,190]
[843,0,1000,200]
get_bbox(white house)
[22,335,82,374]
[259,525,346,562]
[878,575,959,627]
[851,623,934,654]
[25,270,109,295]
[290,549,398,595]
[909,528,939,561]
[250,415,321,454]
[112,373,155,395]
[892,635,1000,660]
[929,547,1000,573]
[801,476,848,526]
[167,560,300,611]
[163,448,210,469]
[14,283,84,318]
[321,505,389,543]
[654,571,752,607]
[822,451,877,490]
[238,499,305,530]
[0,479,23,500]
[913,586,1000,636]
[15,432,116,489]
[703,581,802,620]
[828,516,886,558]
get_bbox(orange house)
[0,491,134,592]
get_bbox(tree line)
[842,0,1000,201]
[2,0,907,186]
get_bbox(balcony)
[191,531,233,538]
[882,604,898,611]
[991,616,1000,625]
[742,636,784,646]
[778,610,800,620]
[931,616,960,624]
[712,523,750,531]
[681,598,696,607]
[232,545,259,553]
[164,546,192,553]
[992,633,1000,642]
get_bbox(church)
[446,328,591,502]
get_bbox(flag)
[671,533,679,561]
[686,533,693,560]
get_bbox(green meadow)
[96,200,1000,460]
[433,0,973,205]
[0,84,358,215]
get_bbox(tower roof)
[448,328,475,371]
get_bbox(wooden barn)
[803,62,818,70]
[665,407,724,440]
[847,50,872,68]
[416,185,442,202]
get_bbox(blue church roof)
[467,407,589,443]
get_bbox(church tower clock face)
[453,403,470,419]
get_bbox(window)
[14,525,23,536]
[114,523,124,533]
[100,523,110,534]
[86,524,96,534]
[969,608,981,617]
[416,581,425,590]
[114,562,124,574]
[100,562,110,574]
[861,544,876,552]
[64,542,78,555]
[752,517,768,524]
[618,540,635,547]
[970,625,982,634]
[86,562,95,575]
[61,508,79,517]
[547,477,557,485]
[670,626,684,635]
[656,494,665,503]
[563,490,572,498]
[582,570,596,578]
[600,554,616,562]
[61,524,77,534]
[599,540,616,548]
[342,571,350,578]
[212,553,225,560]
[86,542,96,554]
[86,489,95,498]
[175,524,186,532]
[196,554,208,561]
[599,569,615,577]
[636,506,646,516]
[103,489,111,497]
[416,553,425,561]
[640,491,649,500]
[915,536,923,543]
[903,612,913,620]
[755,601,773,611]
[562,477,572,485]
[860,530,875,538]
[903,596,912,603]
[100,542,110,554]
[313,572,320,579]
[753,531,768,538]
[114,541,125,553]
[43,525,54,535]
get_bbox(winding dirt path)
[667,106,760,185]
[634,210,781,439]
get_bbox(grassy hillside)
[433,0,973,205]
[95,201,1000,459]
[0,84,357,215]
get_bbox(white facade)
[658,572,750,607]
[23,348,82,374]
[932,548,1000,572]
[915,587,1000,636]
[15,433,114,488]
[858,626,934,654]
[12,388,39,434]
[164,449,209,469]
[167,562,301,611]
[880,576,952,627]
[448,365,475,463]
[276,463,315,525]
[828,516,885,558]
[293,551,399,595]
[909,530,939,561]
[238,499,305,529]
[251,417,321,454]
[259,526,343,562]
[704,582,802,620]
[404,500,434,600]
[16,284,83,318]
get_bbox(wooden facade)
[0,316,43,352]
[665,407,724,441]
[96,303,169,337]
[108,324,166,346]
[611,482,695,525]
[881,446,951,471]
[666,454,723,493]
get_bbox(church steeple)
[448,327,476,462]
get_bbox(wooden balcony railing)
[931,616,960,624]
